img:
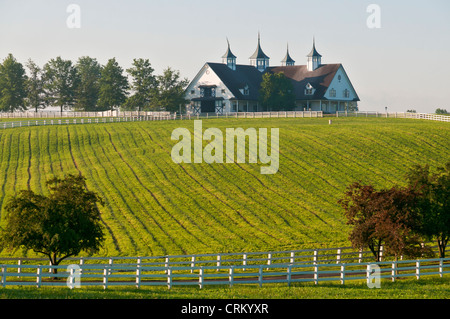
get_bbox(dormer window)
[240,85,250,96]
[305,83,315,95]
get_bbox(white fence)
[0,110,171,119]
[1,258,449,289]
[184,111,323,119]
[0,115,175,130]
[0,244,447,289]
[0,111,323,130]
[336,111,450,122]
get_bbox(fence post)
[199,267,204,289]
[258,265,263,287]
[216,255,222,271]
[136,257,141,288]
[391,261,397,282]
[314,264,319,285]
[103,267,109,289]
[340,264,345,284]
[17,259,21,277]
[243,253,247,271]
[287,265,292,287]
[36,266,42,288]
[416,261,420,280]
[290,252,295,264]
[191,256,196,274]
[336,249,341,264]
[165,257,169,273]
[167,268,172,289]
[1,266,5,287]
[439,259,443,278]
[313,250,318,264]
[358,249,363,263]
[267,253,272,270]
[229,266,234,287]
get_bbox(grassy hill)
[0,117,448,258]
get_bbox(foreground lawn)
[1,276,449,299]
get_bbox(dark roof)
[267,64,342,100]
[249,36,270,60]
[205,62,359,102]
[207,62,263,100]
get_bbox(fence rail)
[1,258,449,289]
[336,111,450,122]
[0,110,170,118]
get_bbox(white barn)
[185,36,360,114]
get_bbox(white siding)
[324,66,358,101]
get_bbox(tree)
[0,174,105,274]
[435,108,448,115]
[124,58,158,111]
[338,182,428,261]
[74,56,102,111]
[259,72,295,111]
[0,53,27,112]
[407,162,450,258]
[25,59,46,112]
[42,56,80,112]
[153,67,189,112]
[97,58,129,111]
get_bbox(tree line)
[0,53,189,113]
[339,162,450,261]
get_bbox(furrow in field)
[90,125,186,255]
[69,125,123,255]
[103,125,213,253]
[146,124,283,247]
[133,125,252,252]
[117,125,227,252]
[83,125,165,255]
[140,124,278,248]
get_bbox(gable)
[324,65,360,101]
[185,63,236,101]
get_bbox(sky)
[0,0,449,113]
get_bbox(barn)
[185,35,360,114]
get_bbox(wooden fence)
[1,257,449,289]
[1,244,447,289]
[0,110,170,118]
[336,111,450,122]
[0,111,323,130]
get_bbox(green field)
[0,117,449,258]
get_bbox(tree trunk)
[438,238,447,258]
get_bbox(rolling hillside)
[0,117,448,257]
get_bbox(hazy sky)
[0,0,449,113]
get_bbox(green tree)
[42,56,80,112]
[74,56,102,111]
[124,58,157,111]
[0,53,27,112]
[407,162,450,258]
[153,67,189,113]
[98,58,129,111]
[435,108,448,115]
[259,72,295,111]
[0,174,105,273]
[25,59,46,112]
